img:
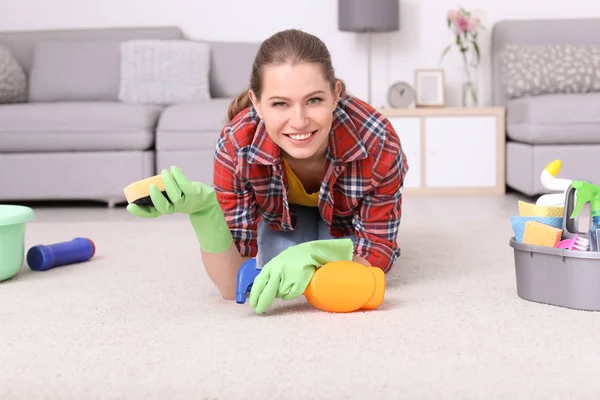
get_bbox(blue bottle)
[27,238,96,271]
[568,180,600,251]
[591,214,600,252]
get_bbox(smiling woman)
[126,28,410,314]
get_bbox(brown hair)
[227,29,347,122]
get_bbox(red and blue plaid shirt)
[213,95,409,272]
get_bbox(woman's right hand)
[127,166,217,218]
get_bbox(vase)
[462,58,480,107]
[463,80,478,107]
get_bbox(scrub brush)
[555,235,590,251]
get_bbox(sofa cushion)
[155,99,231,150]
[0,102,162,152]
[506,93,600,144]
[119,40,210,105]
[208,41,258,98]
[500,44,600,99]
[28,40,121,102]
[0,44,27,103]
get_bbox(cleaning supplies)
[536,159,572,207]
[555,235,589,251]
[27,238,96,271]
[125,166,234,254]
[510,216,563,243]
[0,205,35,282]
[518,200,563,217]
[567,180,600,251]
[247,239,354,314]
[124,174,171,206]
[522,221,563,248]
[236,256,386,314]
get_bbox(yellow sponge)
[518,200,564,217]
[123,174,167,206]
[522,221,563,247]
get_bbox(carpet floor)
[2,193,600,399]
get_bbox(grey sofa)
[0,26,258,206]
[491,18,600,196]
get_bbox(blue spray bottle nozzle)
[236,258,260,304]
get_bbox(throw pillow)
[0,44,27,104]
[119,40,211,105]
[500,44,600,99]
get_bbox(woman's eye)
[272,102,287,108]
[308,97,323,104]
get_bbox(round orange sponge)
[123,175,168,206]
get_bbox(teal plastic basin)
[0,205,35,282]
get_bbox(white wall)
[2,0,600,107]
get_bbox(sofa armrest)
[207,41,259,99]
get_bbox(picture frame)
[414,69,445,107]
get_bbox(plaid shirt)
[213,95,409,272]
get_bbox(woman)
[127,29,409,314]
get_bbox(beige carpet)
[2,193,600,399]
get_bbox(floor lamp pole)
[367,30,372,105]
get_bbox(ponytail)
[227,90,253,122]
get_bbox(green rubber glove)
[249,238,354,314]
[126,166,233,254]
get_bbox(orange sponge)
[522,221,563,247]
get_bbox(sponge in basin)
[510,216,563,242]
[522,221,563,248]
[518,200,564,217]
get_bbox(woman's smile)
[285,130,318,143]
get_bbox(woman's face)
[249,62,341,161]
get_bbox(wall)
[2,0,600,108]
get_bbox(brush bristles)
[574,237,590,251]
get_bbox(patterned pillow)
[119,39,211,105]
[499,44,600,99]
[0,44,27,103]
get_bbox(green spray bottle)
[569,180,600,251]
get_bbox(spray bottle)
[568,180,600,252]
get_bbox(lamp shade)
[338,0,400,33]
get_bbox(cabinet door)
[424,116,497,188]
[387,116,421,188]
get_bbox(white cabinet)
[425,116,497,188]
[383,107,505,195]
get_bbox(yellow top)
[544,159,562,177]
[283,160,319,207]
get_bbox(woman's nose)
[290,106,309,130]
